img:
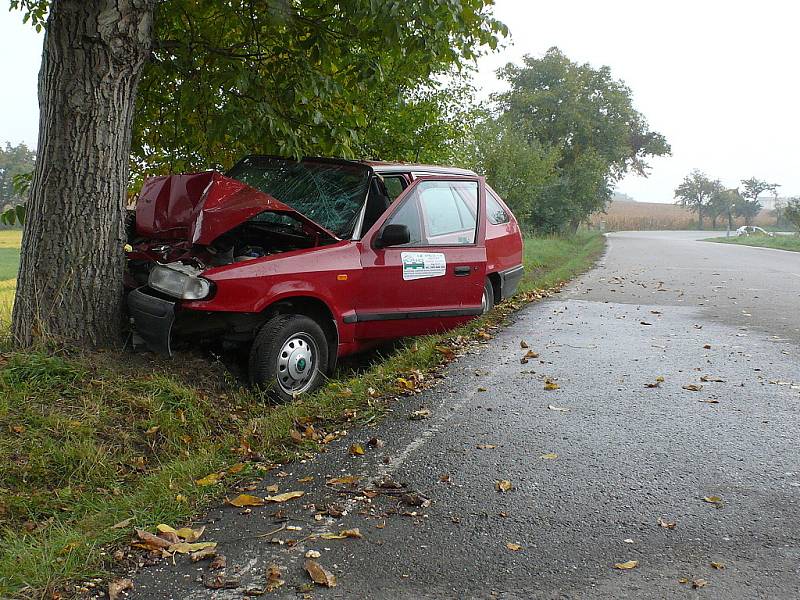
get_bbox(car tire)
[481,278,495,315]
[249,314,329,402]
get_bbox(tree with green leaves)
[777,198,800,233]
[737,177,778,225]
[674,170,720,229]
[495,47,670,231]
[708,186,742,231]
[10,0,506,348]
[0,142,35,209]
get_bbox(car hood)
[135,171,339,245]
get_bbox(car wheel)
[249,314,329,402]
[481,278,495,315]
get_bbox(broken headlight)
[148,264,212,300]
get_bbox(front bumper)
[127,287,176,356]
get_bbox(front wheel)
[249,314,329,402]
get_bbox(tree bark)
[12,0,154,347]
[697,207,703,230]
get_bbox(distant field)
[0,230,21,326]
[708,234,800,252]
[591,201,777,231]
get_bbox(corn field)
[590,201,777,231]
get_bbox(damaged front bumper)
[127,287,176,356]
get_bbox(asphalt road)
[130,231,800,599]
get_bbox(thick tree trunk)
[12,0,154,347]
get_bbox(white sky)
[1,0,798,203]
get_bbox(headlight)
[148,265,212,300]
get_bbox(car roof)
[362,161,477,177]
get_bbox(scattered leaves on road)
[547,404,570,412]
[703,495,723,506]
[195,472,222,486]
[227,494,265,508]
[108,578,133,600]
[682,384,703,392]
[700,375,725,383]
[658,517,676,529]
[692,578,708,589]
[544,379,560,391]
[321,528,363,540]
[477,443,497,449]
[265,491,305,503]
[520,340,529,348]
[505,542,523,551]
[305,560,337,587]
[327,475,360,485]
[266,564,285,592]
[409,408,432,420]
[710,561,725,569]
[349,443,365,456]
[495,480,513,492]
[614,560,638,570]
[540,452,558,460]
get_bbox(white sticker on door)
[401,252,446,281]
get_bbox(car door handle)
[453,266,471,276]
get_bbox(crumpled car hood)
[135,171,338,245]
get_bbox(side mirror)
[375,224,410,248]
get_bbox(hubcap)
[276,333,317,394]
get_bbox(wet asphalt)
[129,231,800,599]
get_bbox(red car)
[126,156,523,400]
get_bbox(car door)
[355,176,487,341]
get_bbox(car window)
[383,180,478,246]
[486,190,510,225]
[382,176,406,200]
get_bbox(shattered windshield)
[227,156,371,238]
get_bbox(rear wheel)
[249,314,329,402]
[481,278,495,315]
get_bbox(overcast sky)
[2,1,798,203]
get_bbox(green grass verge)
[706,234,800,252]
[0,232,604,598]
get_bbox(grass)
[0,231,604,598]
[707,233,800,252]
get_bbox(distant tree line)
[674,171,798,232]
[0,142,35,218]
[455,48,670,233]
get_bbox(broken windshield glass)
[227,157,371,238]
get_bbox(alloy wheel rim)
[276,333,317,394]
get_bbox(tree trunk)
[727,211,733,231]
[697,207,704,230]
[12,0,154,347]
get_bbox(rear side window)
[383,180,478,246]
[486,190,510,225]
[382,176,406,200]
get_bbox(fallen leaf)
[401,492,430,507]
[144,425,160,435]
[703,344,712,349]
[409,408,431,420]
[228,462,246,474]
[520,340,529,348]
[305,559,337,587]
[321,528,363,540]
[658,517,676,529]
[477,331,491,340]
[656,376,665,382]
[699,399,720,404]
[495,480,513,492]
[547,405,570,412]
[203,573,239,590]
[477,386,487,392]
[190,546,217,562]
[703,495,723,504]
[168,541,216,554]
[266,564,284,592]
[692,578,708,589]
[326,475,360,485]
[133,529,171,551]
[614,560,638,570]
[349,443,365,456]
[506,542,523,551]
[477,443,497,449]
[367,437,385,448]
[700,375,725,383]
[227,494,265,507]
[108,578,133,600]
[305,550,321,559]
[195,473,222,486]
[264,484,279,494]
[298,476,314,483]
[265,491,305,503]
[523,350,539,359]
[544,380,560,391]
[682,384,703,392]
[110,517,133,530]
[540,452,558,460]
[210,555,227,570]
[710,561,725,570]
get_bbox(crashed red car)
[126,156,523,400]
